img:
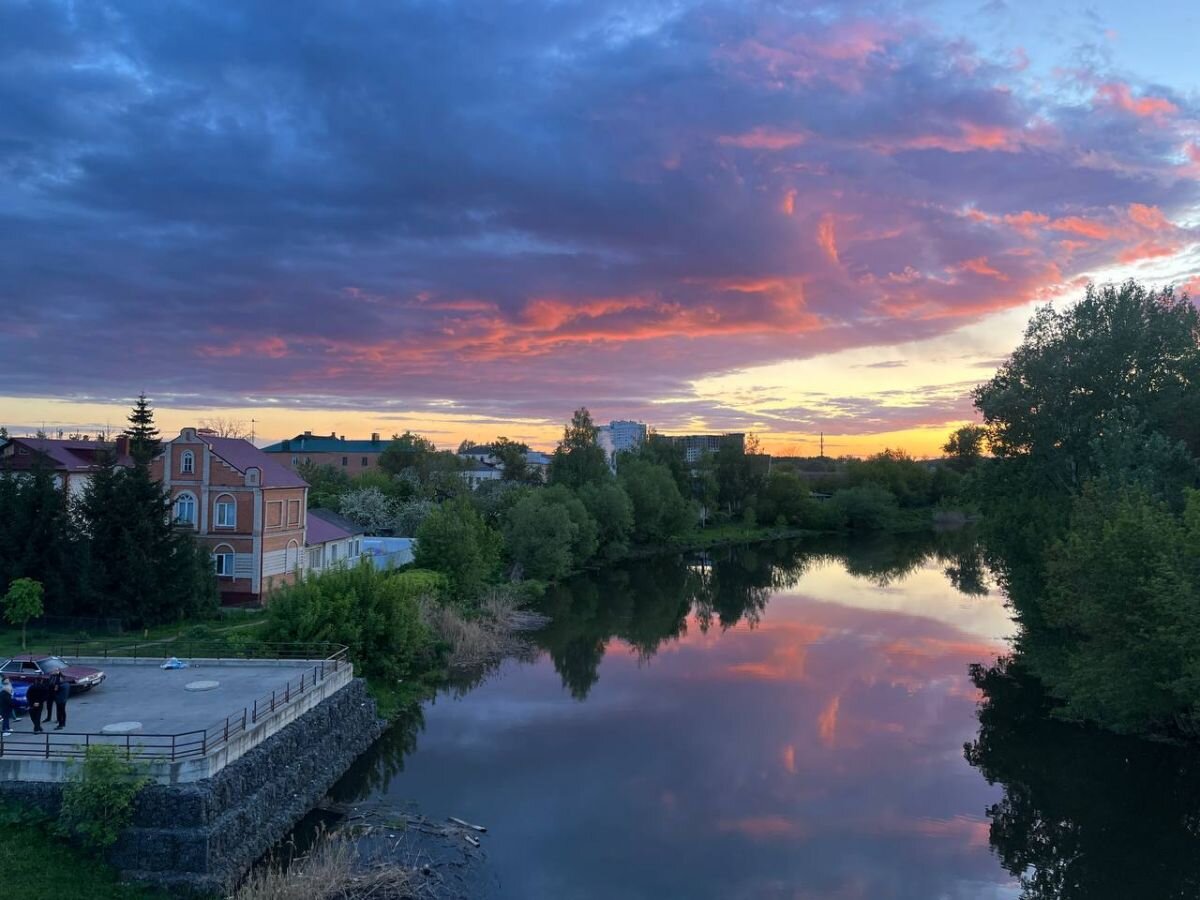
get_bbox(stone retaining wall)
[0,678,385,896]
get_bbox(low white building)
[461,459,503,489]
[305,508,364,574]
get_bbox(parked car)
[0,654,106,693]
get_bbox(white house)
[305,507,364,574]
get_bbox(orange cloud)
[1048,216,1113,240]
[782,188,797,216]
[197,336,290,359]
[1128,202,1171,232]
[817,695,840,747]
[953,256,1007,280]
[1181,276,1200,295]
[1117,241,1179,264]
[817,214,839,264]
[781,744,796,774]
[1094,82,1177,119]
[718,127,809,150]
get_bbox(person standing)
[0,678,13,737]
[47,670,69,730]
[26,679,48,734]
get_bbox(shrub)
[59,746,149,850]
[263,563,436,681]
[827,484,899,531]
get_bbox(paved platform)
[5,660,318,738]
[0,656,355,783]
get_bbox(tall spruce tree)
[124,393,161,465]
[79,457,216,626]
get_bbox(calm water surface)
[333,536,1022,899]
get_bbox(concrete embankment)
[0,677,385,896]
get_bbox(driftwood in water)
[447,817,487,833]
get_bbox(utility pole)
[250,418,257,444]
[819,431,824,459]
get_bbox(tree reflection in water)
[331,531,993,803]
[965,658,1200,899]
[536,529,989,700]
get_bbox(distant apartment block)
[596,420,647,467]
[261,431,388,472]
[668,432,745,464]
[0,436,134,499]
[153,428,308,605]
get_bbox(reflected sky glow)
[345,549,1018,899]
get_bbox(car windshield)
[38,657,68,673]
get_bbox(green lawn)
[0,609,270,660]
[0,822,171,900]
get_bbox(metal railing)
[44,639,346,663]
[0,643,349,763]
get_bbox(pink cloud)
[718,128,809,150]
[1094,82,1178,119]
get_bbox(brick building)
[260,431,389,472]
[152,428,308,604]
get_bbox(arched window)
[214,493,237,528]
[286,540,300,572]
[180,450,195,474]
[173,492,197,526]
[212,544,235,577]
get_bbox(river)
[308,533,1061,898]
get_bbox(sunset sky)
[2,0,1198,455]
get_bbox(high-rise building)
[668,432,745,464]
[596,419,648,467]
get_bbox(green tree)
[846,449,933,507]
[59,745,149,850]
[826,483,898,531]
[543,485,599,564]
[1039,484,1200,735]
[756,471,817,527]
[263,563,435,681]
[3,577,44,649]
[414,497,501,601]
[618,457,693,543]
[296,461,352,509]
[975,281,1200,489]
[943,424,988,472]
[123,393,161,466]
[378,431,438,478]
[549,408,611,489]
[80,462,217,626]
[578,481,634,558]
[504,493,577,581]
[492,437,532,482]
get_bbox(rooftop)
[261,432,388,454]
[0,436,134,472]
[199,434,308,488]
[306,507,363,545]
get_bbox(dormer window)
[245,467,260,486]
[181,450,195,474]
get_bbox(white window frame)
[174,492,197,526]
[181,450,195,474]
[214,496,236,528]
[213,550,234,576]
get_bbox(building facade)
[596,420,647,468]
[261,431,389,472]
[152,428,308,604]
[305,508,364,575]
[668,432,745,464]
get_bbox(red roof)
[201,435,308,489]
[0,437,134,472]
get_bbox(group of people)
[0,673,69,737]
